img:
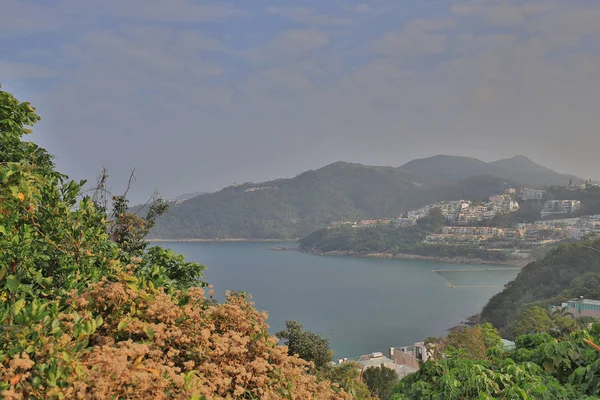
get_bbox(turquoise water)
[155,242,519,358]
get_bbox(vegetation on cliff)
[393,323,600,399]
[481,238,600,336]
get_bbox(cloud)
[451,1,554,26]
[266,6,351,26]
[245,29,329,64]
[371,18,456,56]
[59,0,242,22]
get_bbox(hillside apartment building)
[540,200,581,218]
[520,188,546,201]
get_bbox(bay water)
[155,241,519,358]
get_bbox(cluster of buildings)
[326,186,597,250]
[402,191,520,226]
[568,180,600,190]
[425,226,525,244]
[425,215,600,246]
[519,188,546,201]
[518,214,600,240]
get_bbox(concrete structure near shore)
[552,297,600,320]
[355,352,418,380]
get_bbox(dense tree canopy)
[513,307,554,337]
[276,320,334,371]
[393,324,600,399]
[362,366,398,400]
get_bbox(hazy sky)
[2,0,600,202]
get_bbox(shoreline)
[148,238,299,243]
[148,239,528,267]
[299,249,529,267]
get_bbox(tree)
[513,306,553,337]
[276,320,333,370]
[362,365,399,400]
[319,362,374,399]
[432,323,504,361]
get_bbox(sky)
[2,0,600,203]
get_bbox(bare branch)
[123,167,136,198]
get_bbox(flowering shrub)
[0,87,350,399]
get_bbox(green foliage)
[319,362,374,399]
[513,307,554,337]
[481,238,600,336]
[0,87,54,173]
[136,246,206,290]
[393,326,600,399]
[108,194,169,256]
[276,320,333,370]
[362,366,399,400]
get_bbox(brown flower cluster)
[1,278,351,400]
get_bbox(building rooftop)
[357,355,395,368]
[569,298,600,306]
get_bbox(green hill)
[481,238,600,337]
[150,156,581,239]
[150,162,425,239]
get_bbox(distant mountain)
[399,155,578,187]
[150,162,425,239]
[150,155,581,239]
[488,155,581,187]
[399,155,491,185]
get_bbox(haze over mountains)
[150,155,581,240]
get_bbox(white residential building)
[520,188,546,201]
[541,200,582,218]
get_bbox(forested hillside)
[151,156,579,239]
[150,163,423,239]
[481,238,600,336]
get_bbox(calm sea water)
[155,241,519,358]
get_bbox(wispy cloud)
[266,6,351,26]
[58,0,243,22]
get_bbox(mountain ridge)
[149,155,581,239]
